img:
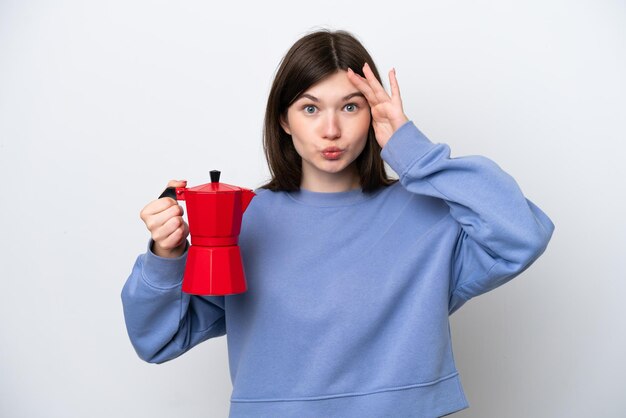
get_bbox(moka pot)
[159,170,255,295]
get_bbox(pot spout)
[241,189,255,213]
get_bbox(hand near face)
[346,63,409,148]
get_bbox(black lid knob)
[210,170,221,183]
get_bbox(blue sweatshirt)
[121,120,554,418]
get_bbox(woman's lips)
[322,147,343,160]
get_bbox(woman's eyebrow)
[298,92,366,102]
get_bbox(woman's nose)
[322,112,341,139]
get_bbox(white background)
[1,0,625,417]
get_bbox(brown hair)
[258,28,398,193]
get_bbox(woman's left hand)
[347,63,409,148]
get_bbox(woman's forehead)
[301,71,361,95]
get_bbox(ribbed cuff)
[141,239,189,289]
[380,120,437,177]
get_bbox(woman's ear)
[280,114,291,135]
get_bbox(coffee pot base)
[182,245,248,296]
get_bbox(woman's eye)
[301,103,358,114]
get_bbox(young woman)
[121,29,555,417]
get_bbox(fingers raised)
[362,62,390,101]
[347,67,377,104]
[389,68,402,103]
[347,63,394,107]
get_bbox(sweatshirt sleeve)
[120,239,226,363]
[380,120,555,314]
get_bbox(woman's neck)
[300,168,361,193]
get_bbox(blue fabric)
[121,120,554,417]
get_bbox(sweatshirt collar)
[286,187,378,207]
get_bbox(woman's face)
[280,70,371,191]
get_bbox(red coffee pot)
[159,170,255,295]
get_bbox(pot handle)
[158,187,177,200]
[158,187,186,200]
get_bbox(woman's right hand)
[140,180,189,258]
